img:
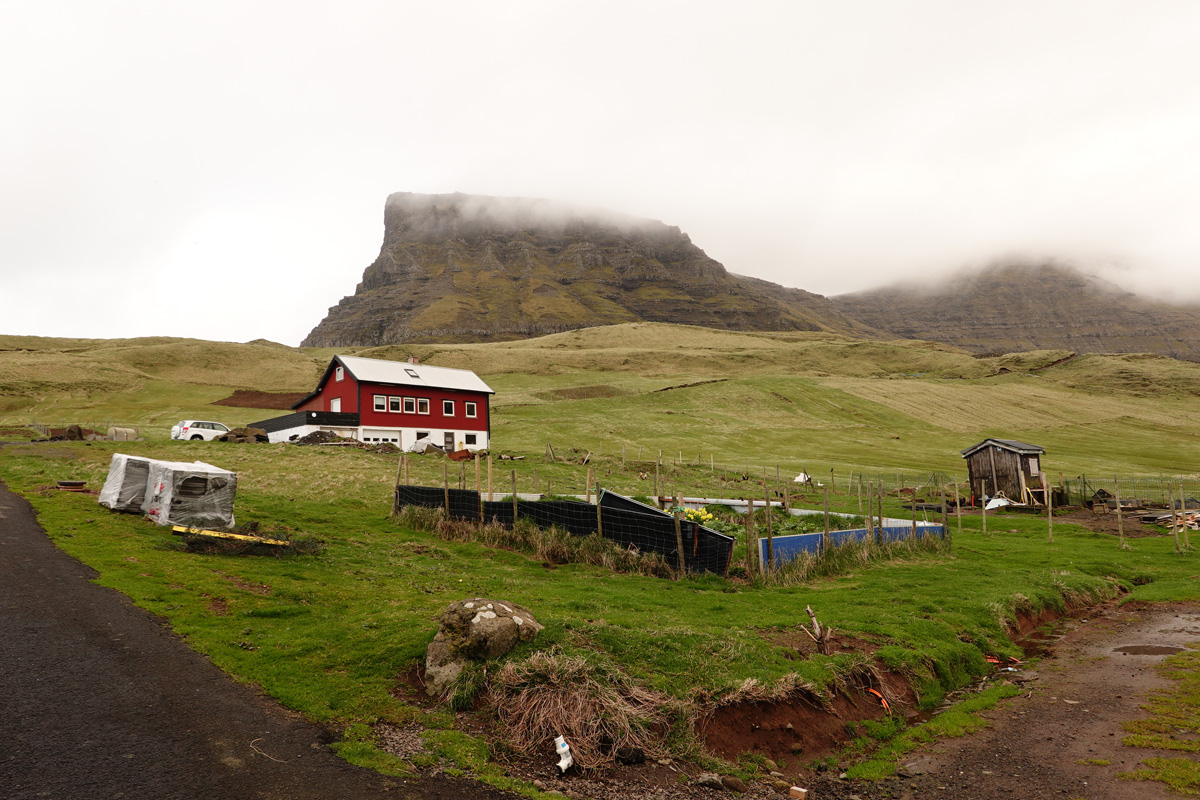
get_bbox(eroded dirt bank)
[804,600,1200,799]
[457,601,1200,800]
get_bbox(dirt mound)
[294,430,352,445]
[212,390,308,409]
[215,427,269,443]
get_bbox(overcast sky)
[5,1,1200,345]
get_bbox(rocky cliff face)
[832,262,1200,360]
[301,193,873,347]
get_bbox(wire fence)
[1062,475,1200,510]
[544,439,953,496]
[541,440,1200,511]
[393,484,735,576]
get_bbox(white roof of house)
[337,355,494,394]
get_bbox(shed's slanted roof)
[960,438,1045,458]
[292,355,494,409]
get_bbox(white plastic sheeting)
[406,437,444,454]
[99,453,237,529]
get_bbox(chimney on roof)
[408,356,419,365]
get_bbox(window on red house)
[373,395,386,412]
[388,396,401,412]
[465,401,477,418]
[443,400,454,416]
[403,397,415,413]
[417,398,430,414]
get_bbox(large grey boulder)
[424,598,543,697]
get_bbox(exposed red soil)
[701,670,916,766]
[212,390,308,409]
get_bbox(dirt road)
[0,481,517,800]
[799,600,1198,800]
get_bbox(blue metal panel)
[757,525,945,567]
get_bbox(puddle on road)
[1113,644,1186,655]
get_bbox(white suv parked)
[171,420,231,441]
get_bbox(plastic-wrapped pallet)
[98,454,153,512]
[99,453,237,529]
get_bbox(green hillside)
[4,323,1200,790]
[5,324,1199,479]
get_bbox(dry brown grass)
[716,671,825,708]
[488,647,675,768]
[393,505,675,578]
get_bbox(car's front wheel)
[190,434,203,440]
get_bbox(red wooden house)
[250,355,494,449]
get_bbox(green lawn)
[4,324,1200,788]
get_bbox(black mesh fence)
[394,485,734,575]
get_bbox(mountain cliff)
[301,193,875,347]
[831,262,1200,360]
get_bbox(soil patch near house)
[959,506,1175,539]
[1054,507,1171,538]
[212,390,309,409]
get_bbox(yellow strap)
[170,526,290,546]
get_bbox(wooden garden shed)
[961,439,1046,505]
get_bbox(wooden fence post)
[392,455,403,515]
[443,462,450,514]
[878,482,886,540]
[1046,478,1053,544]
[953,480,962,542]
[487,455,493,501]
[597,497,604,538]
[940,486,948,535]
[823,484,830,548]
[858,479,863,513]
[1115,477,1127,549]
[674,509,687,577]
[1182,482,1192,550]
[764,483,774,572]
[866,482,875,545]
[586,467,593,503]
[511,470,518,524]
[746,497,757,575]
[981,478,988,536]
[910,495,918,541]
[1170,483,1181,553]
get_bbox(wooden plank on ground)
[171,526,290,546]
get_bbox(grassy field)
[6,324,1200,480]
[4,324,1200,790]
